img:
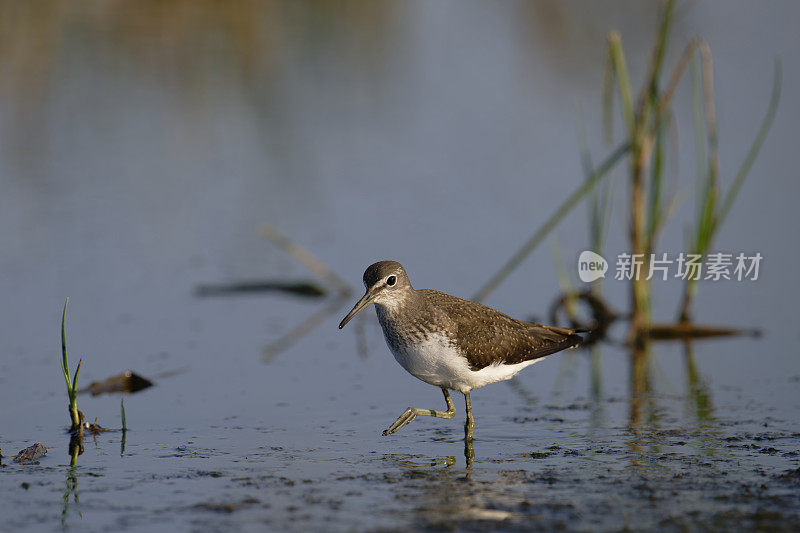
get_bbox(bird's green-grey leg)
[463,391,475,441]
[382,388,456,436]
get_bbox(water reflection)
[61,466,80,526]
[386,454,517,527]
[62,434,83,526]
[628,341,652,430]
[0,0,400,182]
[68,433,84,467]
[682,341,720,458]
[625,340,664,469]
[624,337,722,468]
[683,341,714,425]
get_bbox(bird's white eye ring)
[387,275,397,286]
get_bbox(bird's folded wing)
[420,290,584,370]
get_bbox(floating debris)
[14,443,47,464]
[79,370,153,396]
[86,418,112,435]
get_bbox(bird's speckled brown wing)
[419,289,584,370]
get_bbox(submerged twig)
[258,223,354,361]
[261,223,351,295]
[262,293,350,362]
[195,280,326,298]
[648,323,760,341]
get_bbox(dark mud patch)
[192,497,261,514]
[527,451,554,459]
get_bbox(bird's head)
[338,261,412,329]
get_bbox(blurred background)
[1,1,798,530]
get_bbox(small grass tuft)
[61,298,83,432]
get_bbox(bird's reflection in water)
[393,455,457,469]
[383,441,519,528]
[384,425,476,472]
[464,433,475,469]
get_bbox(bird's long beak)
[338,290,375,329]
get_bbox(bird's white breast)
[387,331,539,393]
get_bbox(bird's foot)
[382,407,417,436]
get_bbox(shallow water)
[4,359,800,531]
[2,1,800,531]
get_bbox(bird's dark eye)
[386,275,397,286]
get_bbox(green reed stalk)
[678,57,781,322]
[61,298,82,432]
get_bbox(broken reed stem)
[625,0,675,344]
[629,128,652,344]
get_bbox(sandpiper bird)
[338,260,586,440]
